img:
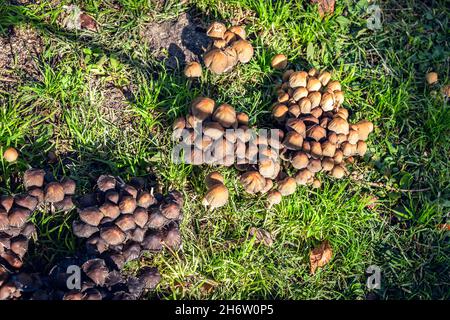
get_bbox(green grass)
[0,0,449,299]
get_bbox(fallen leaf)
[248,227,274,247]
[438,223,450,231]
[80,13,98,32]
[310,0,335,17]
[310,240,333,274]
[200,279,219,295]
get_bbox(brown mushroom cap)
[271,54,288,70]
[54,196,75,211]
[213,104,236,128]
[286,118,306,136]
[163,226,182,250]
[310,141,322,158]
[278,177,297,196]
[307,78,322,92]
[320,92,334,111]
[82,259,109,286]
[231,40,254,63]
[283,131,304,150]
[133,207,149,228]
[147,211,168,229]
[202,183,229,209]
[267,190,282,207]
[161,202,181,220]
[333,149,344,164]
[207,21,227,39]
[79,206,104,226]
[3,147,18,163]
[204,49,229,74]
[294,169,313,185]
[425,72,438,85]
[142,232,163,251]
[240,171,266,194]
[137,191,155,208]
[321,141,337,157]
[236,112,249,125]
[229,25,246,40]
[100,225,126,245]
[0,212,9,230]
[44,182,65,203]
[307,158,323,173]
[327,116,349,135]
[341,142,357,157]
[321,157,335,171]
[23,169,46,189]
[184,61,202,78]
[14,194,38,211]
[191,96,215,121]
[291,152,309,170]
[273,104,289,122]
[206,171,224,188]
[356,140,368,156]
[0,195,14,213]
[326,80,342,92]
[223,46,239,72]
[312,179,321,189]
[105,190,120,204]
[331,165,346,179]
[60,177,76,195]
[97,175,116,192]
[118,196,137,214]
[99,202,120,220]
[8,207,31,228]
[289,71,308,88]
[115,215,136,232]
[354,120,374,141]
[73,220,99,238]
[307,125,327,142]
[318,71,332,86]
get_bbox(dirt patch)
[139,12,211,69]
[0,25,44,88]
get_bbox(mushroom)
[307,125,327,142]
[137,191,155,208]
[286,118,306,136]
[291,152,309,169]
[73,220,99,238]
[206,22,227,39]
[3,147,18,163]
[307,158,322,173]
[160,202,181,220]
[205,171,224,188]
[278,177,296,196]
[425,72,438,85]
[203,122,224,139]
[240,171,266,194]
[14,194,38,211]
[318,71,331,86]
[321,157,335,171]
[283,131,304,150]
[191,96,215,121]
[133,207,149,228]
[327,116,349,135]
[267,190,282,208]
[60,177,76,195]
[356,140,368,156]
[289,71,308,88]
[307,78,321,92]
[258,158,278,178]
[100,225,126,246]
[271,54,288,70]
[294,169,313,185]
[213,104,236,128]
[8,207,31,228]
[99,202,120,220]
[163,226,182,250]
[312,179,321,189]
[228,25,246,39]
[118,196,137,214]
[272,104,289,123]
[202,183,229,210]
[23,169,45,189]
[0,195,14,212]
[354,120,373,141]
[82,259,109,286]
[184,62,202,78]
[204,49,229,74]
[97,175,116,192]
[330,165,346,179]
[231,40,254,63]
[326,80,342,92]
[79,206,104,226]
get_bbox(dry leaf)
[310,0,335,17]
[248,227,274,247]
[438,223,450,231]
[80,13,98,32]
[310,240,333,274]
[200,279,219,295]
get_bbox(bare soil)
[139,12,211,69]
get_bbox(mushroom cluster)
[43,258,161,300]
[203,22,253,74]
[173,96,258,167]
[73,175,183,269]
[270,66,374,189]
[23,168,77,212]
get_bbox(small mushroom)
[54,196,75,211]
[294,169,313,185]
[204,49,229,74]
[320,92,334,111]
[278,177,296,196]
[326,80,342,92]
[229,25,246,39]
[82,259,109,286]
[330,165,346,179]
[10,235,28,258]
[142,232,163,251]
[321,157,335,171]
[97,175,116,192]
[321,141,337,157]
[356,140,368,156]
[267,190,282,208]
[23,169,46,189]
[425,72,438,85]
[203,122,224,139]
[212,104,236,128]
[205,171,224,188]
[115,215,136,232]
[289,71,308,88]
[14,194,38,211]
[8,207,31,228]
[307,125,327,142]
[354,120,373,141]
[306,78,321,92]
[147,211,167,229]
[318,71,331,86]
[307,158,322,173]
[312,179,321,189]
[272,104,289,122]
[133,207,149,228]
[99,202,120,220]
[271,54,288,70]
[283,131,304,150]
[3,147,18,163]
[202,183,229,210]
[79,207,104,226]
[207,22,227,39]
[231,40,254,63]
[118,196,137,214]
[163,226,182,250]
[184,62,202,78]
[60,177,76,195]
[73,220,99,238]
[161,202,181,220]
[327,116,349,135]
[291,152,309,170]
[100,225,126,246]
[137,191,155,208]
[240,171,266,194]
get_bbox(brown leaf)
[248,227,274,247]
[310,0,335,17]
[310,240,333,274]
[438,223,450,231]
[200,279,219,295]
[80,13,97,32]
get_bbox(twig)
[0,77,18,83]
[354,179,432,193]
